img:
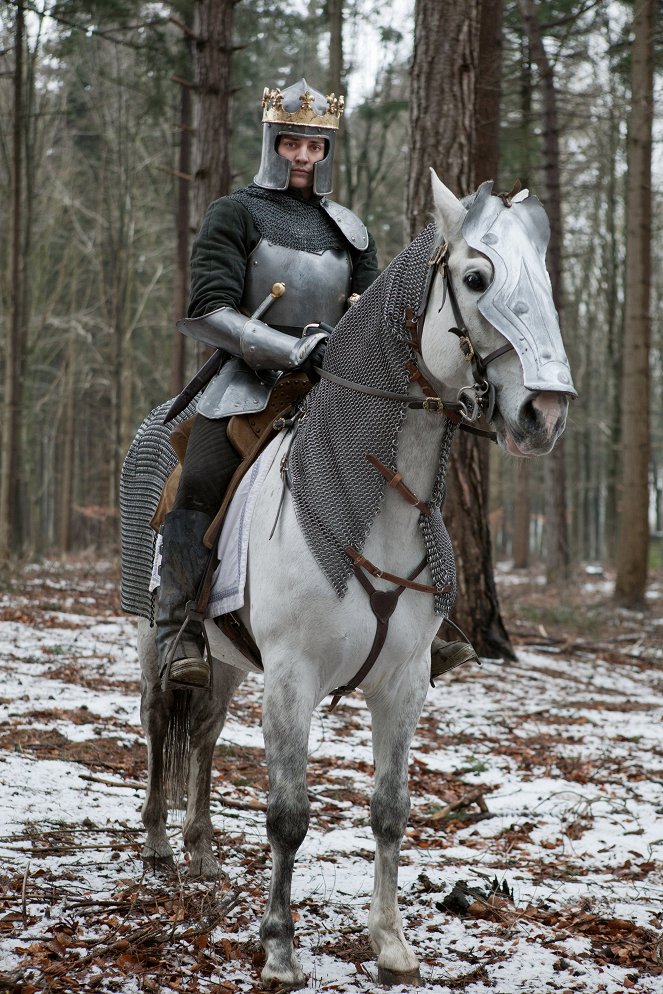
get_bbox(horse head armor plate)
[462,181,576,396]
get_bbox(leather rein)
[324,241,515,710]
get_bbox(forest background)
[0,0,662,615]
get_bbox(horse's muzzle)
[504,392,569,456]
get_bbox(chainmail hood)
[288,223,457,616]
[229,184,346,253]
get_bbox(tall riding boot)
[155,508,214,690]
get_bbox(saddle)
[150,370,311,546]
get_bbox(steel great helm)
[254,78,344,197]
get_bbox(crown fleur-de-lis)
[326,93,338,115]
[262,87,284,111]
[338,95,345,117]
[299,89,315,112]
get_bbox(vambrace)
[176,307,327,372]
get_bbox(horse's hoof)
[261,973,306,991]
[377,965,422,988]
[261,960,306,989]
[142,851,176,876]
[187,853,220,881]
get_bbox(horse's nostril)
[520,399,538,428]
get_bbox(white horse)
[134,172,572,987]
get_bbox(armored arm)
[176,307,328,373]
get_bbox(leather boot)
[430,637,480,684]
[155,508,214,690]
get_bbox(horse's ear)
[429,168,467,240]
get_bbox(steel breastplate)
[242,239,352,330]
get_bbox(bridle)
[315,239,515,443]
[405,239,515,435]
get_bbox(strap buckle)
[422,396,444,412]
[429,241,448,269]
[458,336,475,362]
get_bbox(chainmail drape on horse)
[288,223,457,617]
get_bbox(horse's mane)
[288,224,457,615]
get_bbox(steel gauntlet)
[176,307,328,373]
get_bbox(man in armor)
[157,79,380,690]
[157,77,478,692]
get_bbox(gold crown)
[261,87,345,130]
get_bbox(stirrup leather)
[160,601,212,691]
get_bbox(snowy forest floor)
[0,557,662,994]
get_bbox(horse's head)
[419,170,576,457]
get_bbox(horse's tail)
[163,690,191,817]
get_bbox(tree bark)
[475,0,503,185]
[518,0,570,583]
[192,0,234,230]
[408,0,513,659]
[0,0,25,561]
[614,0,655,607]
[172,78,193,395]
[512,459,530,568]
[509,33,533,566]
[328,0,344,198]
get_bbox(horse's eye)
[464,271,485,292]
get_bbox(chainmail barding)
[120,400,197,619]
[288,223,457,616]
[229,185,346,253]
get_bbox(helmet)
[254,78,344,197]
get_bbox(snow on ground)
[0,559,661,993]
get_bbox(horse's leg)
[259,671,315,986]
[183,661,245,880]
[138,619,175,871]
[365,667,429,982]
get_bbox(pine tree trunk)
[512,460,530,568]
[328,0,344,198]
[614,0,655,607]
[510,37,533,567]
[518,0,570,583]
[408,0,513,659]
[172,79,193,395]
[192,0,234,229]
[0,0,25,561]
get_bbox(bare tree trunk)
[407,1,477,240]
[614,0,655,607]
[192,0,234,230]
[475,0,503,186]
[518,0,570,583]
[509,34,533,565]
[172,79,193,395]
[59,332,76,552]
[328,0,344,198]
[408,0,513,659]
[512,460,530,568]
[0,0,25,561]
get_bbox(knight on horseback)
[154,77,477,692]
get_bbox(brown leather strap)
[345,547,450,595]
[329,549,450,710]
[366,452,431,516]
[404,306,420,350]
[405,359,439,399]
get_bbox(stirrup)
[430,638,479,686]
[160,604,212,692]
